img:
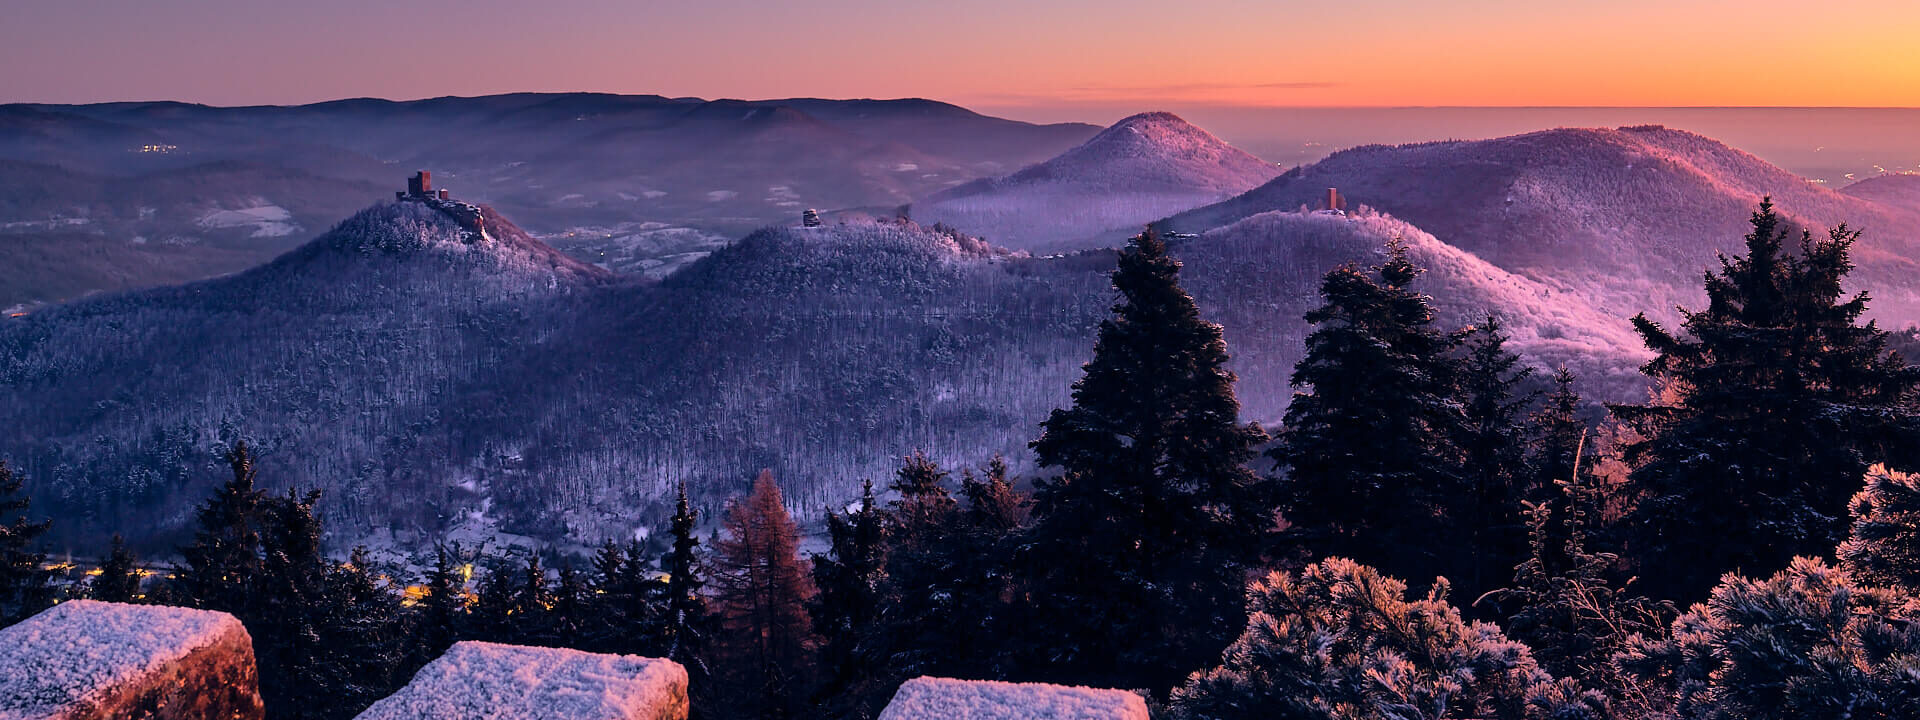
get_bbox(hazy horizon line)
[8,92,1920,113]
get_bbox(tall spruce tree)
[93,534,141,603]
[0,460,52,625]
[660,483,716,719]
[551,561,590,647]
[1612,199,1920,602]
[1025,229,1269,691]
[179,442,267,616]
[253,489,331,719]
[809,479,889,714]
[413,543,469,665]
[712,471,817,719]
[1529,368,1587,508]
[1272,242,1464,584]
[940,458,1027,676]
[1452,315,1538,598]
[320,547,409,719]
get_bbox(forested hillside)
[0,201,1638,552]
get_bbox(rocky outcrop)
[0,600,263,720]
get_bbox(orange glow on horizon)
[4,0,1919,109]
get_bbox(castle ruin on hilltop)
[397,170,487,239]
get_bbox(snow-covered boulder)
[353,642,687,720]
[0,600,263,720]
[878,677,1149,720]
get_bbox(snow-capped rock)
[877,677,1148,720]
[0,600,263,720]
[353,642,686,720]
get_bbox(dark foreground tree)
[1025,229,1269,691]
[1612,199,1920,602]
[712,471,818,719]
[1272,242,1463,583]
[178,442,267,616]
[1451,315,1538,598]
[1495,441,1669,713]
[92,534,142,602]
[0,460,53,624]
[1172,558,1606,720]
[412,543,469,666]
[661,482,717,719]
[809,480,888,714]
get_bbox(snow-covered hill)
[1164,125,1920,326]
[912,112,1280,253]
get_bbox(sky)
[6,0,1919,113]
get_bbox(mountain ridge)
[912,112,1281,252]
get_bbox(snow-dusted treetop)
[877,677,1149,720]
[353,641,687,720]
[0,600,250,719]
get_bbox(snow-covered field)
[197,203,299,238]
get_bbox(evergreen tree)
[511,554,555,642]
[1612,199,1920,602]
[179,442,267,616]
[1838,464,1920,592]
[253,489,331,719]
[1452,315,1538,598]
[1529,368,1587,509]
[92,534,141,603]
[1025,229,1269,691]
[467,552,524,644]
[961,455,1027,533]
[413,543,469,665]
[941,458,1027,675]
[661,483,716,719]
[588,540,625,649]
[872,455,966,701]
[888,451,957,531]
[1272,242,1464,584]
[0,460,52,625]
[1172,558,1606,720]
[712,470,818,719]
[809,479,889,714]
[1497,440,1669,714]
[551,561,590,647]
[319,547,409,718]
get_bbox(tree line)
[4,198,1920,719]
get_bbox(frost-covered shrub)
[1619,557,1920,720]
[1839,464,1920,593]
[1171,558,1605,720]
